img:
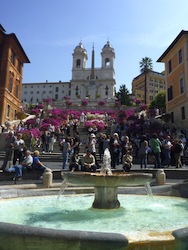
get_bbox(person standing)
[71,131,80,154]
[88,133,100,168]
[139,135,148,169]
[173,140,183,168]
[0,131,15,170]
[150,133,162,168]
[161,136,172,168]
[13,133,25,165]
[110,133,120,169]
[61,137,71,170]
[41,131,47,153]
[48,132,56,153]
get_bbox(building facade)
[71,41,116,101]
[0,25,30,125]
[22,81,71,104]
[132,71,165,104]
[157,30,188,132]
[22,41,116,105]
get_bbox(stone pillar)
[43,168,53,188]
[156,169,166,185]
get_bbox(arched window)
[6,105,10,117]
[75,86,79,96]
[9,72,14,92]
[105,86,109,96]
[105,58,110,67]
[76,59,81,68]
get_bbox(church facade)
[22,41,116,105]
[71,41,116,101]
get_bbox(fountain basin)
[62,172,153,209]
[0,190,188,250]
[62,172,153,187]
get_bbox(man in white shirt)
[6,150,33,180]
[161,136,172,168]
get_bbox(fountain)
[0,171,188,250]
[62,171,153,209]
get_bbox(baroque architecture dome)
[102,41,114,52]
[74,42,87,55]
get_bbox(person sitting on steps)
[32,150,49,179]
[6,150,33,181]
[81,149,97,172]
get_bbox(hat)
[113,133,118,137]
[90,133,96,138]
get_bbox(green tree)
[116,84,132,106]
[149,91,166,113]
[139,57,153,104]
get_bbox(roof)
[0,27,30,63]
[132,70,165,81]
[157,30,188,62]
[0,24,6,33]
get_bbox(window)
[178,49,182,64]
[14,110,17,120]
[105,86,109,95]
[105,58,110,67]
[168,86,173,101]
[17,60,22,73]
[55,87,59,92]
[11,50,16,65]
[15,85,19,98]
[55,94,58,99]
[9,76,13,92]
[75,86,79,96]
[76,59,81,68]
[180,78,184,94]
[6,105,10,117]
[181,106,185,120]
[168,60,172,73]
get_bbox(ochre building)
[157,30,188,133]
[132,70,165,104]
[0,24,30,125]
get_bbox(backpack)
[174,143,183,153]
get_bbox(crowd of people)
[0,114,187,181]
[0,131,49,180]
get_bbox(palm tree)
[139,57,153,104]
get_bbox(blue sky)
[1,0,188,91]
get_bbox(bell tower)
[101,41,115,67]
[72,42,88,80]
